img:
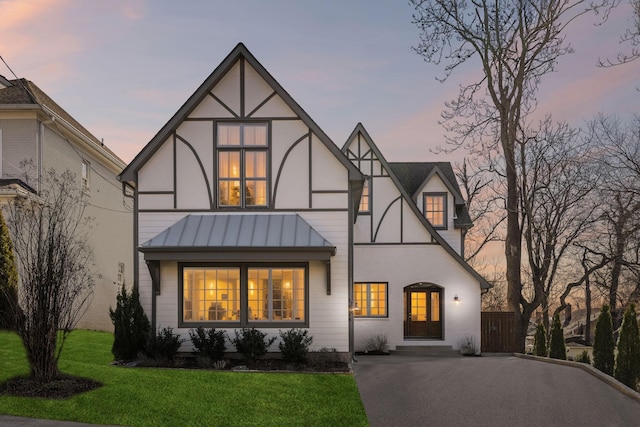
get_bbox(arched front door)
[404,284,443,339]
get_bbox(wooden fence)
[481,311,519,353]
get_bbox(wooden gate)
[481,312,518,353]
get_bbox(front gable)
[120,43,361,212]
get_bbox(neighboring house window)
[117,262,125,286]
[217,122,268,208]
[354,283,388,317]
[181,265,306,325]
[359,178,370,213]
[423,193,447,229]
[81,160,90,189]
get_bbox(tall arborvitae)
[549,313,567,360]
[593,305,615,376]
[533,323,547,357]
[614,303,640,389]
[109,284,151,361]
[0,209,18,330]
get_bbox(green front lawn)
[0,330,368,426]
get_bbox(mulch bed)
[0,374,102,399]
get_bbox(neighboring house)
[0,74,133,331]
[118,43,489,358]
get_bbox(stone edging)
[513,353,640,404]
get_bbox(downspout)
[348,180,355,363]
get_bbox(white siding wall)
[353,244,482,351]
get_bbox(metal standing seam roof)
[140,214,335,253]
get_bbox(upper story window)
[423,193,447,229]
[81,160,90,190]
[217,123,268,208]
[359,178,370,213]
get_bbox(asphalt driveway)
[353,355,640,427]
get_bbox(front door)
[404,287,442,339]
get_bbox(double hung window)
[217,123,268,208]
[423,193,447,229]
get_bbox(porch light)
[453,295,460,304]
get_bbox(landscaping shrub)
[549,313,567,360]
[146,327,184,362]
[279,328,313,363]
[593,304,615,375]
[109,284,150,361]
[366,334,389,354]
[574,349,591,364]
[0,209,18,330]
[533,323,547,357]
[232,328,276,362]
[189,327,227,363]
[614,303,640,390]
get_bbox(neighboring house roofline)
[343,123,490,289]
[0,76,127,173]
[118,42,363,185]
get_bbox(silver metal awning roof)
[140,214,336,261]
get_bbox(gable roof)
[0,76,125,169]
[119,43,362,184]
[343,123,489,289]
[388,162,472,229]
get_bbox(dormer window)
[217,122,268,208]
[423,193,447,229]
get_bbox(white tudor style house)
[0,75,133,331]
[118,43,490,358]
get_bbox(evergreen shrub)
[614,303,640,390]
[109,284,151,361]
[533,323,547,357]
[146,327,184,362]
[279,328,313,363]
[549,313,567,360]
[189,327,227,362]
[593,304,615,375]
[231,328,276,362]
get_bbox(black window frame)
[422,192,448,230]
[353,282,389,318]
[178,262,309,328]
[215,121,270,209]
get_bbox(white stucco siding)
[353,244,482,352]
[175,122,213,209]
[272,131,309,209]
[401,202,433,243]
[371,176,401,242]
[353,215,372,243]
[243,63,276,115]
[188,93,235,119]
[138,137,174,192]
[211,61,241,116]
[311,135,347,192]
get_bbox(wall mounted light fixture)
[453,295,460,304]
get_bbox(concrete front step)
[392,345,461,357]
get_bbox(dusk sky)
[1,0,638,164]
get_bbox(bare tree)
[585,114,640,326]
[410,0,617,351]
[7,169,95,383]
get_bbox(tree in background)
[533,323,547,357]
[549,314,567,360]
[7,169,95,383]
[0,209,18,330]
[614,303,640,389]
[109,283,151,361]
[410,0,619,352]
[593,305,615,376]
